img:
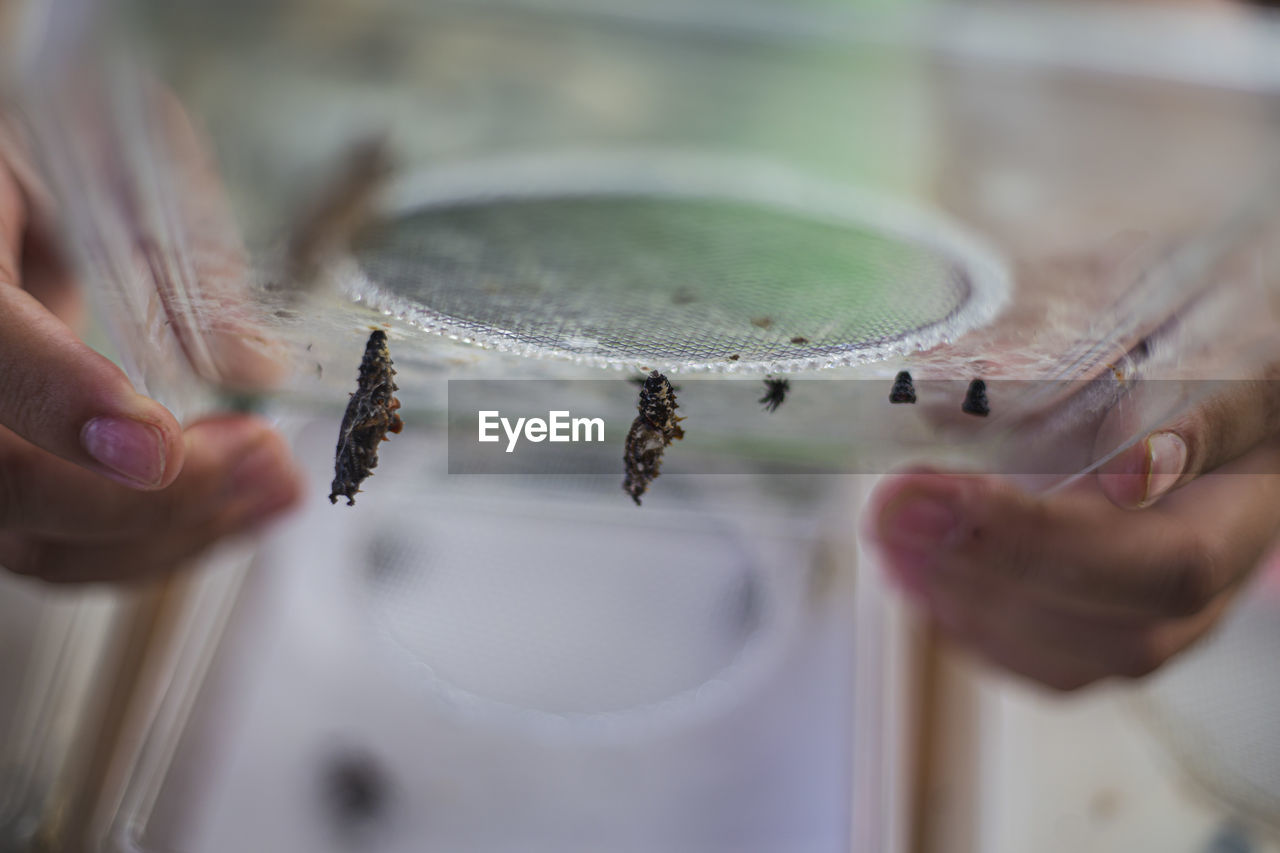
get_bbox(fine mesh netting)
[342,158,1009,373]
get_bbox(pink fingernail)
[81,416,166,488]
[1142,431,1187,507]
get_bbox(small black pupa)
[961,378,989,417]
[889,371,916,404]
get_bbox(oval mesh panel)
[344,159,1008,373]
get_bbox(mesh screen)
[343,159,1008,373]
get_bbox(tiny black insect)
[623,370,684,506]
[330,330,403,505]
[790,336,809,345]
[759,376,790,413]
[961,378,989,417]
[889,371,916,404]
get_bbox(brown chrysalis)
[623,370,684,506]
[330,330,403,505]
[629,374,681,394]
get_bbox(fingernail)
[881,494,963,553]
[227,443,300,521]
[1141,431,1187,506]
[81,416,167,488]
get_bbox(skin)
[863,0,1280,692]
[864,389,1280,690]
[3,1,1274,684]
[0,155,304,584]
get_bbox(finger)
[917,550,1238,687]
[2,134,81,324]
[0,154,26,285]
[0,280,188,488]
[0,489,293,584]
[1097,372,1280,508]
[21,227,83,326]
[0,163,183,489]
[869,453,1280,621]
[0,415,302,541]
[918,573,1106,691]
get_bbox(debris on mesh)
[759,376,790,413]
[889,370,917,404]
[623,370,684,506]
[962,378,989,417]
[330,329,404,506]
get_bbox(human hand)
[864,380,1280,690]
[0,154,304,583]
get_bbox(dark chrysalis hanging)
[623,370,684,506]
[889,371,916,404]
[330,330,404,505]
[630,374,680,393]
[961,378,989,417]
[759,376,790,413]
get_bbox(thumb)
[0,163,184,490]
[1097,373,1280,509]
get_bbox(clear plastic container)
[2,0,1280,851]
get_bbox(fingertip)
[183,414,305,528]
[868,469,974,544]
[180,414,287,484]
[1096,431,1188,509]
[79,398,185,491]
[867,467,964,524]
[1096,440,1150,509]
[864,470,988,595]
